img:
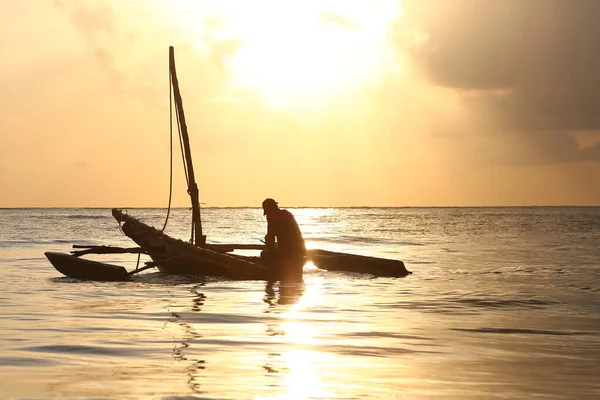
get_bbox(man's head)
[262,198,279,216]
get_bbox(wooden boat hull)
[111,209,411,279]
[112,209,270,280]
[307,249,410,277]
[45,252,131,282]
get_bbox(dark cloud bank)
[411,0,600,164]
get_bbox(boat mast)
[169,46,205,246]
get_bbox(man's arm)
[265,219,276,250]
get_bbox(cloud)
[319,11,358,30]
[54,0,124,86]
[204,35,242,76]
[52,1,240,107]
[409,0,600,164]
[69,1,115,34]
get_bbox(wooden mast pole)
[169,46,205,246]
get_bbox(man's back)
[266,209,305,256]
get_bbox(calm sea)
[0,207,598,399]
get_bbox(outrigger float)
[45,47,410,282]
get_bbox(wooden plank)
[70,245,146,257]
[206,243,266,252]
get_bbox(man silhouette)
[261,198,306,281]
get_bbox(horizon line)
[1,205,599,209]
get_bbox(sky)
[1,0,599,207]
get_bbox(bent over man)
[261,198,306,281]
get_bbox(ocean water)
[0,207,598,399]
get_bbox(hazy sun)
[170,0,402,109]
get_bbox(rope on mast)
[160,64,175,233]
[160,65,194,243]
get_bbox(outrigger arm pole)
[169,46,206,246]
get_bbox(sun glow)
[275,277,328,399]
[171,0,402,109]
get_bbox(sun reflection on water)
[281,350,326,399]
[284,276,323,313]
[280,276,324,346]
[258,277,329,399]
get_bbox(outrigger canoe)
[45,209,411,282]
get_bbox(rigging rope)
[160,68,175,232]
[160,62,196,243]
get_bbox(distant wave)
[390,297,559,314]
[454,297,558,309]
[0,239,97,247]
[452,327,595,336]
[26,214,108,220]
[65,215,107,220]
[0,356,56,367]
[14,214,108,220]
[317,235,416,245]
[21,344,139,357]
[323,343,441,357]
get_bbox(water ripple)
[452,327,596,336]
